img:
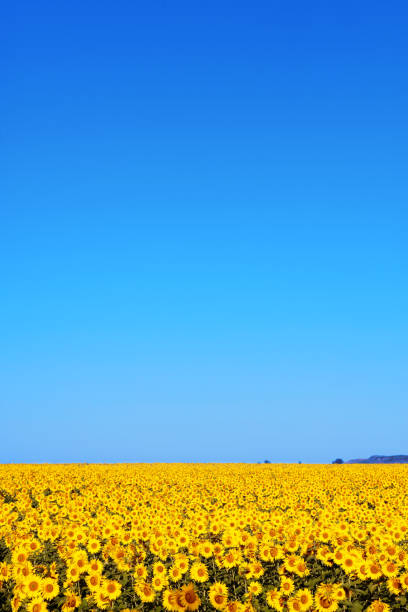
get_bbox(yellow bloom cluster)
[0,464,407,612]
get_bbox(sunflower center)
[185,591,196,603]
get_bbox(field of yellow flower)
[0,464,407,612]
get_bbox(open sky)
[2,1,407,463]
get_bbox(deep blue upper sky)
[2,1,407,463]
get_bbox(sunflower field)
[0,464,407,612]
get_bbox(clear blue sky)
[2,1,407,463]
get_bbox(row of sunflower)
[0,463,408,612]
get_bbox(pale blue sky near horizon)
[1,1,407,463]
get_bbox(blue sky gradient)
[2,1,407,462]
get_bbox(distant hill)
[345,455,408,464]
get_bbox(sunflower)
[356,562,369,581]
[91,590,110,610]
[213,543,224,557]
[249,561,264,578]
[209,582,229,610]
[226,602,242,612]
[27,598,48,612]
[41,578,59,600]
[287,597,302,612]
[48,562,58,580]
[112,545,129,570]
[14,561,33,581]
[387,576,402,595]
[316,546,332,566]
[86,573,101,592]
[366,602,390,612]
[269,545,284,561]
[296,588,313,610]
[314,594,339,612]
[162,588,183,611]
[239,562,254,580]
[175,555,189,574]
[102,579,122,600]
[87,538,101,554]
[248,581,262,596]
[280,576,294,595]
[367,561,382,580]
[400,571,408,590]
[153,561,167,576]
[332,549,344,565]
[200,541,214,558]
[284,554,300,572]
[259,546,271,562]
[102,523,113,539]
[223,550,241,569]
[62,590,81,611]
[240,604,255,612]
[24,575,43,598]
[222,532,239,548]
[13,550,28,566]
[190,561,209,582]
[136,581,156,603]
[332,585,346,601]
[11,595,22,612]
[398,549,407,564]
[266,588,283,611]
[134,563,148,581]
[179,583,201,611]
[341,555,357,574]
[382,560,398,577]
[295,559,309,577]
[28,540,40,553]
[65,564,81,584]
[88,559,103,574]
[152,573,168,591]
[285,538,299,553]
[168,565,182,582]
